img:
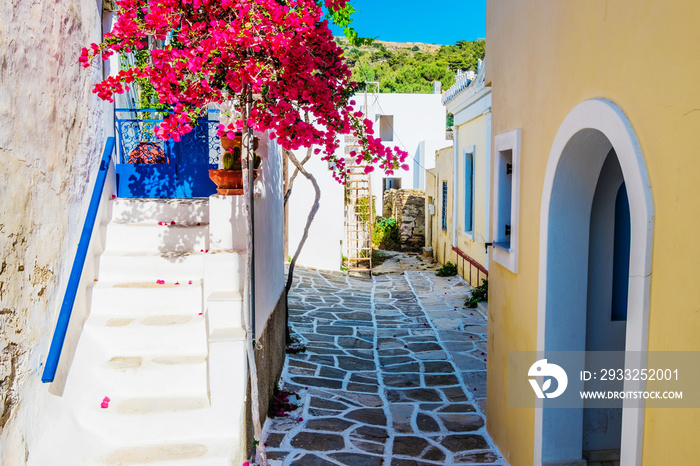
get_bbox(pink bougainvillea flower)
[103,396,111,402]
[243,462,250,466]
[198,312,203,316]
[200,249,204,252]
[188,280,193,285]
[158,222,163,226]
[111,194,117,200]
[174,281,180,285]
[100,401,109,409]
[170,221,175,225]
[156,279,165,285]
[79,0,408,184]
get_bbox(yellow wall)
[426,147,458,267]
[455,113,490,282]
[427,118,490,287]
[486,1,700,464]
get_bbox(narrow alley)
[262,258,503,465]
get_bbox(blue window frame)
[464,148,474,233]
[441,181,448,231]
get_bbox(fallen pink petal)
[100,402,109,409]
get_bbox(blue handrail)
[42,137,115,383]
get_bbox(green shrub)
[436,261,458,277]
[466,279,488,307]
[373,217,400,250]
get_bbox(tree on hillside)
[343,38,485,93]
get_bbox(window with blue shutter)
[442,181,448,231]
[464,149,474,233]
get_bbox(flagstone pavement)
[262,259,503,465]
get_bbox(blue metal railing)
[114,108,222,166]
[42,137,115,383]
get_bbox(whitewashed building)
[287,89,452,271]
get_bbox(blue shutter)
[442,181,448,231]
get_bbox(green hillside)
[336,38,485,94]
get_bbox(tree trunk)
[285,147,321,297]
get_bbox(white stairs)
[34,199,248,465]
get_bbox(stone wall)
[383,189,426,251]
[0,0,106,460]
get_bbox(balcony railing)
[115,108,223,165]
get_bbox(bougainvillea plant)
[80,0,409,183]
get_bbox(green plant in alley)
[372,217,400,250]
[466,279,488,308]
[435,261,458,277]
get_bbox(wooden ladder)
[344,136,373,277]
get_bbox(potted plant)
[209,132,261,195]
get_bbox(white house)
[287,89,452,271]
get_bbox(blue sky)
[329,0,486,46]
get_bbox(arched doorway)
[534,100,654,465]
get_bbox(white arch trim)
[534,99,654,466]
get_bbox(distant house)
[287,90,451,271]
[426,60,490,286]
[486,1,700,465]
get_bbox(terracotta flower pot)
[208,168,259,195]
[127,141,168,164]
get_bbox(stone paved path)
[262,265,502,465]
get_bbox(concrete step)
[68,359,210,414]
[81,318,208,360]
[89,281,203,319]
[98,252,205,282]
[92,356,207,396]
[111,198,210,225]
[76,407,240,463]
[104,223,209,254]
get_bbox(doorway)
[534,100,654,465]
